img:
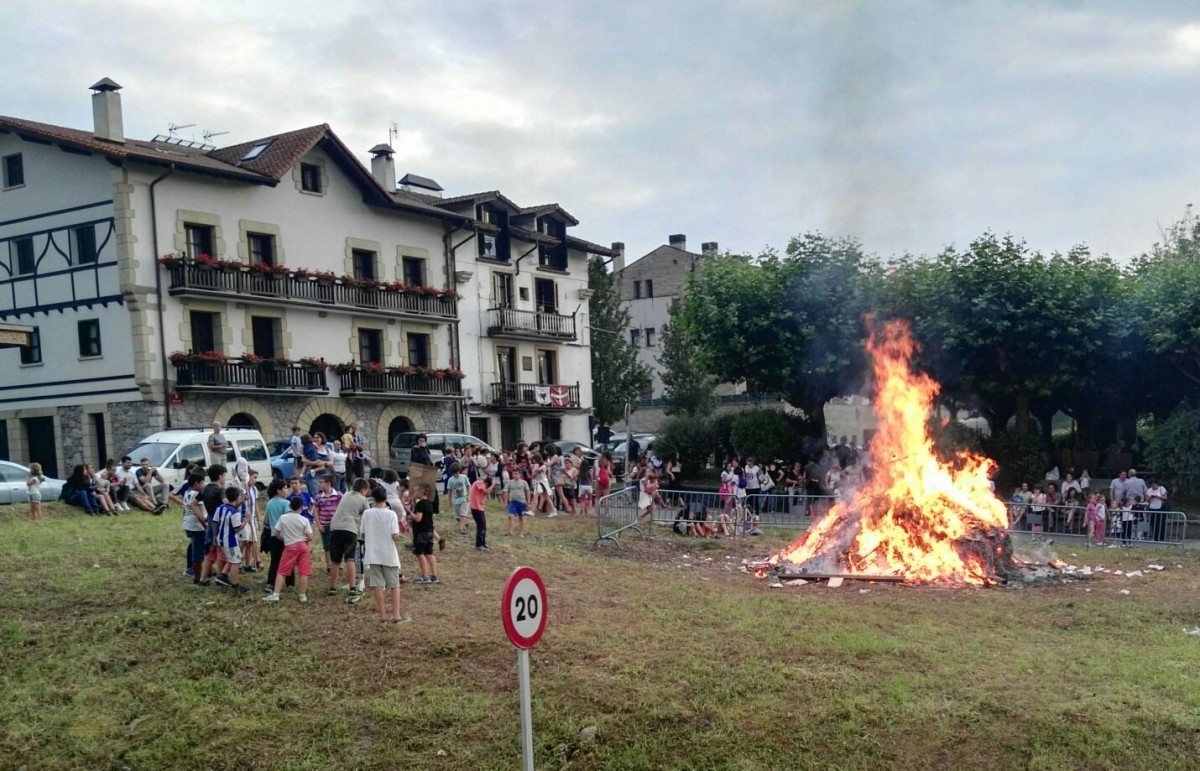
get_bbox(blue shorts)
[507,500,527,517]
[185,529,206,565]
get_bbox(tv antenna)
[168,122,196,138]
[389,122,398,146]
[202,130,229,144]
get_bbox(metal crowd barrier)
[1007,502,1188,550]
[594,488,842,547]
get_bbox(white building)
[0,79,608,477]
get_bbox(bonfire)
[769,320,1017,586]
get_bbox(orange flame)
[770,320,1008,585]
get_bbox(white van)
[124,428,272,489]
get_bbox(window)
[91,413,108,464]
[175,443,206,470]
[645,328,656,347]
[540,417,562,442]
[633,280,642,299]
[402,256,425,286]
[185,223,215,259]
[78,319,101,357]
[534,278,557,312]
[2,153,23,188]
[497,346,517,382]
[630,328,642,347]
[352,249,376,281]
[250,316,278,357]
[74,225,98,265]
[469,417,490,444]
[241,141,271,162]
[300,163,322,193]
[19,327,40,365]
[190,311,219,352]
[407,332,430,368]
[645,280,654,298]
[536,349,557,385]
[237,439,268,462]
[11,237,34,275]
[493,272,513,308]
[358,328,383,365]
[247,232,275,266]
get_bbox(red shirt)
[468,480,489,511]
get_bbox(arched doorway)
[310,414,345,441]
[388,415,415,448]
[226,412,259,430]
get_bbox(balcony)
[486,307,576,341]
[338,370,464,400]
[162,259,457,322]
[174,359,328,395]
[490,382,581,411]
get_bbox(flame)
[770,320,1009,585]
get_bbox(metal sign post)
[502,566,548,771]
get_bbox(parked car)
[609,434,657,477]
[269,440,297,481]
[124,428,272,488]
[547,440,600,462]
[389,431,497,475]
[0,460,66,503]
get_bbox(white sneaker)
[298,594,308,603]
[262,593,280,602]
[547,511,559,518]
[356,580,365,592]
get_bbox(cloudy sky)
[2,0,1199,264]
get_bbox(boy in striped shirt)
[212,487,251,594]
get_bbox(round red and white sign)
[501,566,548,649]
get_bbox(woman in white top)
[743,458,762,514]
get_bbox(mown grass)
[2,502,1200,770]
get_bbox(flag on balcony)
[549,385,569,408]
[534,386,551,405]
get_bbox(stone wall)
[110,400,167,458]
[58,406,83,467]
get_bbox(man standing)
[594,423,612,448]
[1109,470,1129,507]
[208,421,230,466]
[1124,468,1147,504]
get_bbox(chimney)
[611,242,625,272]
[398,173,444,198]
[701,241,719,257]
[90,78,124,144]
[669,233,687,252]
[369,144,396,193]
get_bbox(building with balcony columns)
[0,79,610,477]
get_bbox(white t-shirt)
[274,511,312,545]
[330,451,347,474]
[744,464,761,490]
[114,466,136,489]
[1147,485,1167,510]
[361,505,401,567]
[181,489,204,532]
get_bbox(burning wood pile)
[762,320,1043,587]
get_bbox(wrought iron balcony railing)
[486,307,576,340]
[173,359,328,393]
[489,382,581,410]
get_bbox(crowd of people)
[1007,468,1172,546]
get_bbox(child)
[506,469,531,537]
[329,441,348,493]
[237,470,261,571]
[26,462,45,521]
[469,475,494,551]
[263,479,294,591]
[330,477,372,602]
[381,469,404,518]
[637,469,667,523]
[288,476,314,522]
[313,473,342,580]
[212,487,251,594]
[361,488,409,623]
[234,453,250,492]
[447,463,470,535]
[181,473,207,582]
[530,452,556,517]
[410,484,438,584]
[263,497,313,603]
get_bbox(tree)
[658,297,718,417]
[884,233,1128,441]
[1131,207,1200,389]
[588,256,651,425]
[677,233,881,438]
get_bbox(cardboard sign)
[407,462,438,494]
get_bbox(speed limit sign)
[501,566,548,649]
[502,566,547,770]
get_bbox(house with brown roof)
[0,79,611,475]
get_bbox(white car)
[0,460,66,503]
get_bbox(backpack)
[737,473,748,489]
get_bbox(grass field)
[2,501,1200,770]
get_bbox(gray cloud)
[2,0,1199,264]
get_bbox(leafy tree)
[1146,402,1200,495]
[677,233,880,437]
[885,233,1128,441]
[654,415,713,479]
[588,256,651,425]
[1131,207,1200,389]
[730,409,803,463]
[658,297,718,417]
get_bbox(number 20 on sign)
[502,566,548,771]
